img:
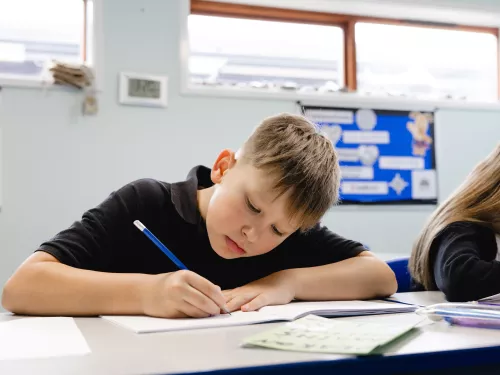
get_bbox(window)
[188,15,344,91]
[356,23,498,101]
[189,1,499,101]
[0,0,91,81]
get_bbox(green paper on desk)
[242,315,421,355]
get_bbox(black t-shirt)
[37,166,365,290]
[430,221,500,302]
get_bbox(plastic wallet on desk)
[416,293,500,329]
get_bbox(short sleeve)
[433,222,500,302]
[37,179,166,271]
[282,223,366,269]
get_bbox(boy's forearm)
[286,254,397,300]
[2,261,154,316]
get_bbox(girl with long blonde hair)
[409,143,500,301]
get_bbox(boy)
[2,114,397,318]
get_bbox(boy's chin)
[212,244,243,260]
[209,236,246,260]
[214,250,236,259]
[206,231,246,259]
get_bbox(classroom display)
[302,105,437,204]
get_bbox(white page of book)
[102,300,415,334]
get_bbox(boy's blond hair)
[239,113,340,230]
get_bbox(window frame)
[0,0,101,89]
[189,0,500,100]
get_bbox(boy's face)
[200,150,300,259]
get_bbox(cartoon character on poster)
[407,112,433,156]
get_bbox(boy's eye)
[272,225,284,237]
[246,197,261,213]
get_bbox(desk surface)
[2,292,500,375]
[387,291,445,306]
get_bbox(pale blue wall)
[0,0,499,302]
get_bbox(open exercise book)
[101,300,416,333]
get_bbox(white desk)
[2,292,500,375]
[386,291,445,306]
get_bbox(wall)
[0,0,499,303]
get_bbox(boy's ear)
[211,149,236,184]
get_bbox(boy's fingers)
[182,285,221,316]
[185,272,227,309]
[226,295,252,312]
[180,301,212,318]
[242,294,268,312]
[222,289,233,299]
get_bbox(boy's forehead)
[240,164,282,197]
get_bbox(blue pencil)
[133,220,230,315]
[134,220,187,270]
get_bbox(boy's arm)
[284,224,397,299]
[2,252,151,316]
[224,225,396,312]
[2,252,227,317]
[289,251,397,301]
[224,251,396,312]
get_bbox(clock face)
[128,78,161,99]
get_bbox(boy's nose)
[242,225,259,243]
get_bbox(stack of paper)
[0,317,90,361]
[242,314,422,355]
[102,300,416,334]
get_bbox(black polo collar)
[170,165,213,225]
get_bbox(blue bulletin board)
[301,105,437,205]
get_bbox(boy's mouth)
[225,236,246,255]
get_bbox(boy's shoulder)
[116,165,211,200]
[122,177,169,191]
[113,178,171,205]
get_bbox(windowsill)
[0,76,82,93]
[0,76,102,93]
[182,84,500,111]
[0,76,54,89]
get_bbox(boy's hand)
[223,271,296,312]
[142,270,228,319]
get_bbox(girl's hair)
[409,143,500,290]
